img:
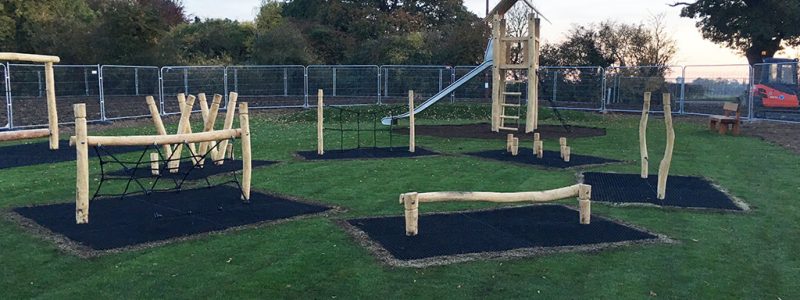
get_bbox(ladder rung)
[501,103,520,107]
[503,92,522,96]
[501,37,530,42]
[501,115,519,119]
[505,80,524,84]
[499,126,519,131]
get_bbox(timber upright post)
[239,102,252,201]
[639,92,651,178]
[45,62,59,149]
[74,104,89,224]
[150,152,160,176]
[401,192,419,236]
[317,89,324,155]
[215,92,239,164]
[198,94,223,167]
[525,15,541,133]
[578,184,591,224]
[408,90,415,153]
[146,96,173,159]
[657,93,675,199]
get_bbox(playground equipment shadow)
[10,185,334,256]
[343,205,669,267]
[0,140,141,170]
[105,159,277,180]
[392,124,606,140]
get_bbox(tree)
[673,0,800,65]
[161,19,255,65]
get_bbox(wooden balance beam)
[71,102,252,224]
[0,52,61,149]
[399,184,592,236]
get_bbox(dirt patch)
[740,121,800,154]
[393,123,606,140]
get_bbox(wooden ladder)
[498,82,523,132]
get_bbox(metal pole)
[98,65,106,121]
[159,68,166,115]
[283,68,288,96]
[84,68,90,96]
[223,67,229,107]
[552,70,557,102]
[377,67,382,104]
[5,63,13,129]
[748,65,755,120]
[451,67,456,103]
[233,68,238,92]
[332,67,337,97]
[304,66,309,108]
[183,68,189,94]
[134,67,139,96]
[438,68,443,92]
[679,66,686,114]
[37,71,42,97]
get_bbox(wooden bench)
[709,102,741,135]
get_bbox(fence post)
[98,65,106,121]
[748,65,755,120]
[233,67,238,92]
[304,66,309,108]
[183,68,189,94]
[679,66,686,114]
[158,67,166,115]
[134,67,139,96]
[332,67,337,97]
[223,67,229,107]
[37,71,42,97]
[4,63,12,129]
[382,67,388,104]
[376,66,381,104]
[438,68,443,92]
[552,70,557,102]
[600,67,606,112]
[451,67,456,103]
[283,67,288,97]
[84,67,90,96]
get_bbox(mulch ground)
[296,147,438,160]
[0,140,141,170]
[106,159,276,180]
[10,185,333,255]
[392,123,606,140]
[343,205,668,267]
[740,120,800,154]
[465,148,621,169]
[581,172,747,211]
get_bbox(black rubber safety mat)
[464,148,621,169]
[346,205,662,266]
[296,147,438,160]
[13,185,332,252]
[581,172,745,211]
[105,160,277,180]
[0,140,141,170]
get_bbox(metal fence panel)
[453,65,492,103]
[101,65,160,120]
[227,65,305,108]
[539,66,604,110]
[1,64,8,128]
[160,66,226,114]
[682,65,751,116]
[750,62,800,122]
[9,64,101,127]
[381,65,454,104]
[605,66,683,113]
[306,65,379,106]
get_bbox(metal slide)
[381,41,494,125]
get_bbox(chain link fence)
[4,62,800,130]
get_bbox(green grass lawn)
[1,105,798,298]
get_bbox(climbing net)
[324,105,406,151]
[90,138,246,201]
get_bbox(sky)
[183,0,799,69]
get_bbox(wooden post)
[408,90,415,153]
[401,192,419,236]
[535,141,543,159]
[226,143,234,160]
[532,132,540,155]
[146,96,173,159]
[169,93,189,172]
[640,92,651,178]
[198,94,222,167]
[511,137,519,156]
[45,62,59,150]
[657,93,675,200]
[506,133,514,152]
[490,14,502,132]
[526,16,541,132]
[184,95,199,165]
[74,104,89,224]
[317,89,324,155]
[150,152,160,176]
[215,92,239,164]
[239,102,252,201]
[559,137,567,158]
[563,146,571,162]
[578,184,591,225]
[198,93,210,123]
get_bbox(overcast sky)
[183,0,799,67]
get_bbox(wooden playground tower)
[488,0,541,133]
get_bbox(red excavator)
[751,58,800,118]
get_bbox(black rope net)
[323,105,407,151]
[91,138,246,202]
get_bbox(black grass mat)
[12,186,332,253]
[296,147,438,160]
[581,172,745,211]
[105,160,277,180]
[345,205,664,267]
[465,148,621,169]
[0,140,140,170]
